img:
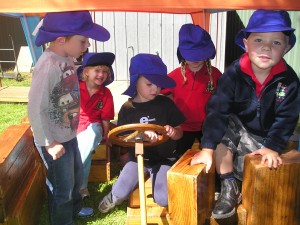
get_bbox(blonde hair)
[123,98,135,109]
[205,59,214,92]
[81,65,112,82]
[180,60,187,84]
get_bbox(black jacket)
[201,58,300,153]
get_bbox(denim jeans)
[41,137,83,225]
[77,122,102,189]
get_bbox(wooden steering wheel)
[108,123,169,147]
[108,123,169,225]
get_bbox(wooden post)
[135,140,147,225]
[167,149,215,225]
[242,150,300,225]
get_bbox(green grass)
[0,73,31,133]
[1,72,32,86]
[38,176,128,225]
[0,102,27,133]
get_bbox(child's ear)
[283,44,291,55]
[56,37,66,44]
[242,38,249,52]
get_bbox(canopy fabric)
[1,0,300,14]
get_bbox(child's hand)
[190,148,214,173]
[164,125,176,139]
[164,125,183,140]
[144,130,159,143]
[250,147,282,168]
[46,140,65,160]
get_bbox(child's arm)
[102,120,110,143]
[250,147,282,168]
[45,140,65,160]
[190,148,214,173]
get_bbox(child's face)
[84,65,110,86]
[186,60,205,72]
[63,35,90,58]
[243,32,290,73]
[135,76,161,102]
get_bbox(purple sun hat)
[77,52,115,86]
[123,54,175,98]
[35,11,110,47]
[177,23,216,63]
[235,10,296,52]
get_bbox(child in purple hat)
[76,52,115,199]
[98,53,185,213]
[28,11,110,224]
[191,10,299,219]
[161,23,222,155]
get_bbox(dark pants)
[41,137,83,225]
[176,130,203,156]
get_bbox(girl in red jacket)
[161,23,221,155]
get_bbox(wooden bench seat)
[0,123,45,225]
[127,177,170,225]
[88,143,110,182]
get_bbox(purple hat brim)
[122,74,175,98]
[35,23,110,47]
[178,43,216,62]
[235,29,296,52]
[122,75,138,97]
[234,10,296,52]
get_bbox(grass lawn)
[38,176,128,225]
[0,75,128,225]
[0,73,31,133]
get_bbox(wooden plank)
[242,150,300,225]
[129,177,161,208]
[6,163,45,225]
[149,13,162,56]
[210,204,247,225]
[0,86,29,103]
[0,123,45,225]
[88,160,110,182]
[0,124,37,220]
[92,143,107,160]
[167,149,215,225]
[126,207,170,225]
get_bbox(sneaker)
[98,192,117,213]
[76,207,94,218]
[79,188,90,199]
